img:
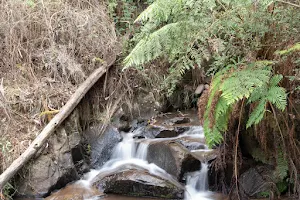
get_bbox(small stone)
[204,84,210,90]
[195,84,205,95]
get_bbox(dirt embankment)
[0,0,117,173]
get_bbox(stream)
[46,112,224,200]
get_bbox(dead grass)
[0,0,117,172]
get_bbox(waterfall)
[136,142,149,160]
[185,163,213,200]
[111,133,136,160]
[75,126,214,200]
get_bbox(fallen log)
[0,60,115,189]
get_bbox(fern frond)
[124,21,190,69]
[269,74,283,86]
[246,99,266,128]
[135,0,183,23]
[267,86,287,111]
[274,148,288,180]
[221,67,271,105]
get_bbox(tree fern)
[204,61,287,147]
[246,74,287,128]
[123,0,293,147]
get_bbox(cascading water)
[184,163,214,200]
[62,125,215,200]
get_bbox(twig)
[276,0,300,8]
[234,99,245,200]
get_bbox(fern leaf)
[269,74,283,86]
[267,86,287,111]
[135,0,183,23]
[246,99,266,128]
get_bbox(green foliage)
[2,182,16,200]
[124,0,299,95]
[204,61,287,147]
[247,74,287,128]
[108,0,151,35]
[258,191,270,198]
[123,0,296,145]
[274,149,289,181]
[276,43,300,56]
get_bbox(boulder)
[16,110,86,198]
[239,166,276,199]
[141,111,201,139]
[94,169,184,199]
[147,141,200,180]
[85,125,121,168]
[191,149,218,163]
[177,137,207,151]
[46,184,105,200]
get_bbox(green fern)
[204,61,287,147]
[274,149,289,181]
[247,74,287,128]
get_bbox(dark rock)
[16,110,85,197]
[239,166,275,199]
[147,141,200,180]
[85,125,122,168]
[143,111,200,139]
[94,169,184,199]
[156,130,179,138]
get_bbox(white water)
[77,126,214,200]
[184,163,214,200]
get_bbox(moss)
[258,191,270,198]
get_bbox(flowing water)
[48,126,218,200]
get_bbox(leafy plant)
[123,0,300,95]
[203,61,287,147]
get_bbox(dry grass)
[0,0,117,172]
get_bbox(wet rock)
[191,149,218,163]
[85,125,122,168]
[46,184,105,200]
[239,166,275,199]
[94,169,184,199]
[147,141,200,180]
[143,111,201,139]
[177,137,207,151]
[16,110,85,197]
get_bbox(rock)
[84,125,122,168]
[46,184,105,200]
[94,169,184,199]
[143,111,201,139]
[239,166,275,198]
[204,84,210,90]
[195,84,205,95]
[147,141,200,180]
[177,137,207,151]
[16,110,86,198]
[191,149,218,163]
